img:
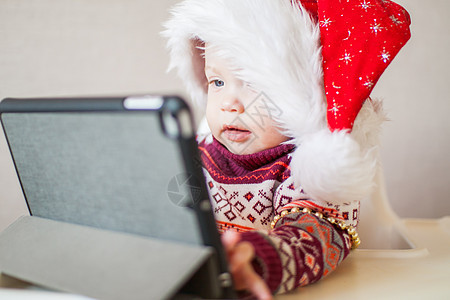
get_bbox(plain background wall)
[0,0,449,232]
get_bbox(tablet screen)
[1,112,202,245]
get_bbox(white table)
[1,218,449,299]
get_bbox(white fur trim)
[162,0,325,133]
[290,99,385,204]
[163,0,383,204]
[291,129,378,204]
[351,98,387,153]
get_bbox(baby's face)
[204,47,288,155]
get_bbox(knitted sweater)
[198,135,358,294]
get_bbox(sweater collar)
[211,137,295,171]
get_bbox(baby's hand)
[221,231,273,300]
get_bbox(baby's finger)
[221,230,241,250]
[228,241,254,273]
[243,264,273,300]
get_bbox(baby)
[163,0,410,298]
[204,45,289,156]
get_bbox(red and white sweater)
[198,135,359,294]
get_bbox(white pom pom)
[290,129,377,204]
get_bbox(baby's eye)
[211,79,224,87]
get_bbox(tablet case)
[0,216,219,300]
[0,95,235,299]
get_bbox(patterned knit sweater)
[198,135,359,294]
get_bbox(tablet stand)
[0,216,224,299]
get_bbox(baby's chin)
[219,137,269,155]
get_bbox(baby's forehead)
[203,45,237,68]
[202,42,255,86]
[203,44,223,59]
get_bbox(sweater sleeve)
[239,210,352,294]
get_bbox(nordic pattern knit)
[198,135,357,293]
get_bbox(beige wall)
[372,0,450,219]
[0,0,449,232]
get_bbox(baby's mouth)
[222,125,252,142]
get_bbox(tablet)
[0,95,234,298]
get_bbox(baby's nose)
[221,96,244,113]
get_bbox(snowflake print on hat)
[297,0,411,131]
[319,0,411,130]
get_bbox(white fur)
[352,98,387,153]
[162,0,383,204]
[291,129,377,204]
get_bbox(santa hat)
[162,0,411,204]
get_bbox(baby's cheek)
[205,105,218,131]
[263,127,289,147]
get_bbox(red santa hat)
[162,0,411,204]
